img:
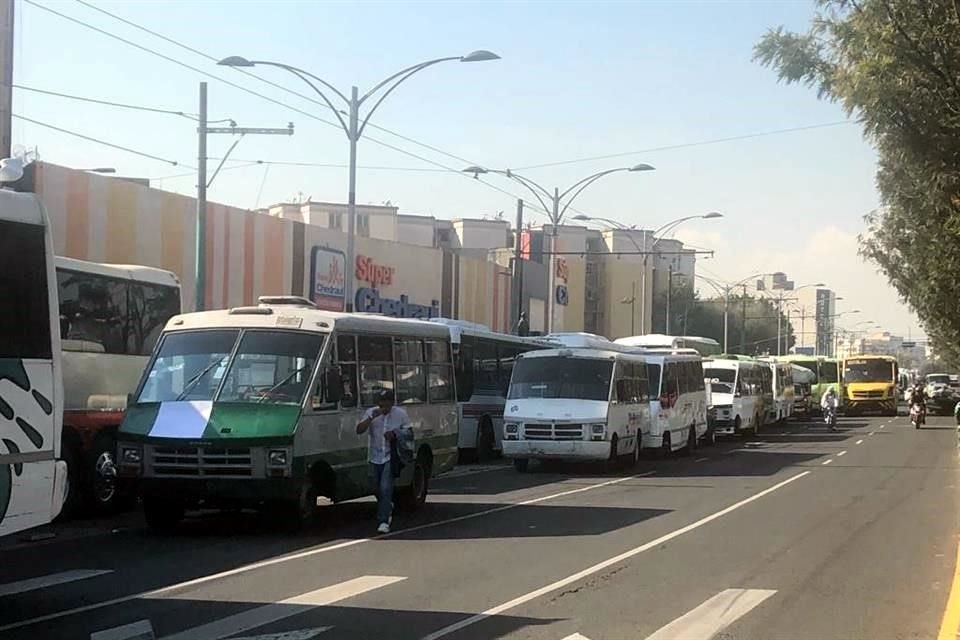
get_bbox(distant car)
[925,373,956,415]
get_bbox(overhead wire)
[13,84,197,119]
[12,114,192,168]
[25,0,550,219]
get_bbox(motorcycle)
[910,402,925,429]
[823,405,837,431]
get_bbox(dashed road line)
[421,472,810,640]
[821,459,833,465]
[642,588,778,640]
[856,439,864,445]
[695,457,709,462]
[837,451,847,457]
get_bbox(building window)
[358,214,370,237]
[328,212,343,231]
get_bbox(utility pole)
[630,280,637,335]
[514,199,524,326]
[665,264,673,334]
[195,81,294,311]
[740,285,748,354]
[0,0,14,160]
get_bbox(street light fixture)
[571,211,722,334]
[219,50,500,312]
[461,163,655,333]
[759,281,826,356]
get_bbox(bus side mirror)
[125,393,135,408]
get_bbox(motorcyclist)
[909,384,927,424]
[820,386,839,431]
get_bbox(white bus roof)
[520,347,645,361]
[0,190,46,225]
[163,299,452,339]
[55,256,181,288]
[615,334,720,348]
[704,357,755,369]
[429,317,551,347]
[543,332,640,353]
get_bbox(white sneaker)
[377,522,390,534]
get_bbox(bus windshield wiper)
[175,357,226,401]
[257,365,312,403]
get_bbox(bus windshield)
[704,368,735,394]
[138,330,325,404]
[508,357,613,401]
[790,360,819,384]
[820,361,839,383]
[844,360,894,384]
[927,374,950,385]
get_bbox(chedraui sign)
[353,254,439,318]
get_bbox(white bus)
[702,356,764,436]
[117,297,458,529]
[615,334,722,357]
[502,346,650,471]
[429,318,548,462]
[763,360,795,424]
[0,190,67,536]
[643,349,709,454]
[56,257,181,516]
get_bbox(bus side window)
[336,334,358,408]
[357,336,394,406]
[637,363,649,403]
[454,337,475,402]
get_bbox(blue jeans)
[369,462,394,525]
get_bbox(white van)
[643,349,709,454]
[702,356,764,436]
[763,360,795,424]
[502,347,651,472]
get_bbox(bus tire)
[733,416,743,436]
[398,454,430,512]
[657,431,672,459]
[477,418,496,462]
[630,438,641,467]
[143,495,184,532]
[513,458,530,473]
[280,482,318,531]
[704,425,717,447]
[87,433,119,515]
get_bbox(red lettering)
[355,255,396,288]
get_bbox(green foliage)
[754,0,960,367]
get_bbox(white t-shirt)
[362,405,410,464]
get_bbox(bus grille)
[148,446,254,477]
[522,423,584,441]
[853,390,884,399]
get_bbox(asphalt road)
[1,414,958,640]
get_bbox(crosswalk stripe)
[561,634,593,640]
[161,576,405,640]
[229,628,331,640]
[90,619,155,640]
[0,569,112,597]
[642,588,777,640]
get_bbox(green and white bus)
[116,297,458,530]
[776,355,842,409]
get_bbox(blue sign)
[355,287,439,319]
[555,285,569,306]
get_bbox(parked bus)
[56,257,181,516]
[790,364,817,416]
[777,355,842,410]
[644,349,709,453]
[0,190,67,536]
[117,297,458,530]
[615,334,722,357]
[841,354,899,416]
[759,359,795,424]
[702,356,764,436]
[429,318,548,462]
[502,344,650,471]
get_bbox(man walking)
[356,389,409,533]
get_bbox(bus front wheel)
[513,458,530,473]
[398,456,430,512]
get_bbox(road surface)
[1,414,957,640]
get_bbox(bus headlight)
[268,449,288,466]
[120,446,142,465]
[504,423,520,440]
[590,423,606,441]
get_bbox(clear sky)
[11,0,923,338]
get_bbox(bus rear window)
[0,220,51,359]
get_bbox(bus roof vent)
[229,306,273,315]
[257,296,317,309]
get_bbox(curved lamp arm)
[557,169,629,223]
[358,57,462,138]
[243,60,350,135]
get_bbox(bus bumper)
[135,477,299,508]
[502,440,612,461]
[845,399,896,415]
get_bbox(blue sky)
[12,0,922,337]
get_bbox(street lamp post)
[220,51,500,311]
[572,212,721,335]
[759,283,825,356]
[464,164,655,333]
[695,272,774,354]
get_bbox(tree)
[754,0,960,367]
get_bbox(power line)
[25,0,549,219]
[153,161,261,181]
[513,121,854,171]
[13,84,196,118]
[73,0,479,169]
[12,113,192,168]
[217,158,450,172]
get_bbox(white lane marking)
[421,472,810,640]
[868,432,875,437]
[0,472,654,633]
[232,630,331,640]
[0,569,112,597]
[642,588,777,640]
[162,576,402,640]
[822,459,833,465]
[856,439,864,445]
[837,451,847,457]
[561,634,593,640]
[880,425,886,429]
[695,457,709,462]
[90,619,155,640]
